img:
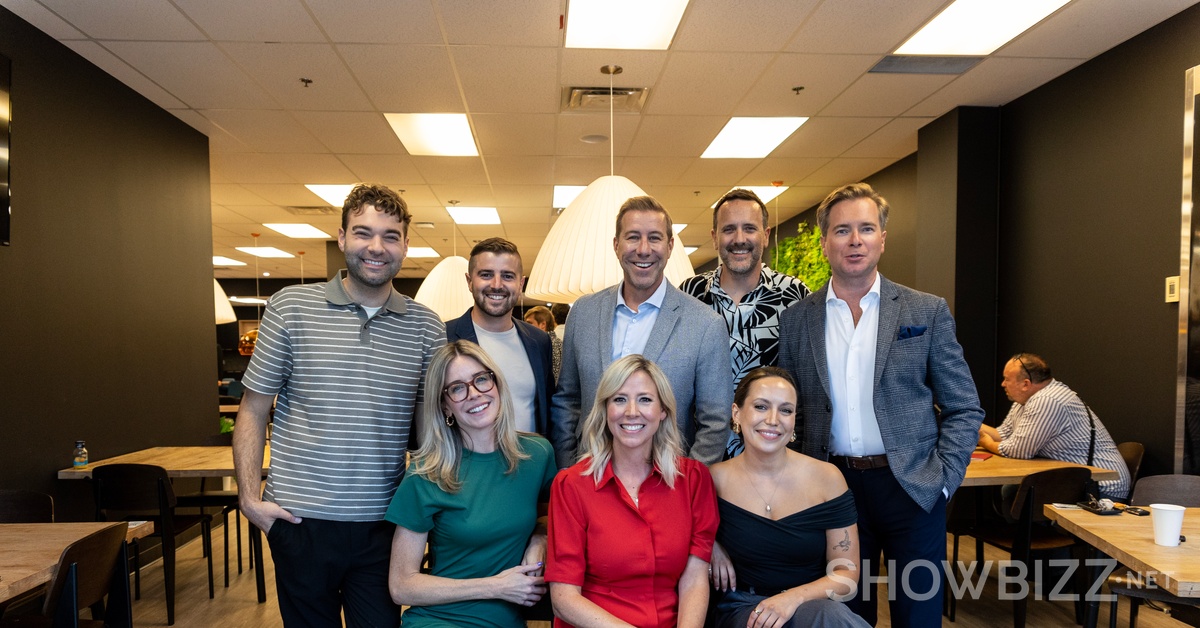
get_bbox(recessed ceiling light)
[565,0,690,50]
[407,247,440,258]
[446,206,500,225]
[385,113,478,156]
[580,134,608,144]
[229,296,269,305]
[701,118,807,159]
[262,272,271,277]
[895,0,1071,56]
[553,185,587,209]
[264,223,332,239]
[711,186,790,208]
[235,247,295,258]
[673,224,687,235]
[305,184,355,207]
[213,256,246,266]
[685,246,698,255]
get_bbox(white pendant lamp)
[526,65,694,302]
[214,279,237,324]
[414,255,473,322]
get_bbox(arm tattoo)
[834,530,851,552]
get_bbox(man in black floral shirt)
[680,188,809,456]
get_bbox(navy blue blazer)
[445,308,555,437]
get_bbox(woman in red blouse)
[546,354,718,628]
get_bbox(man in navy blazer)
[550,196,733,468]
[779,183,983,627]
[445,238,555,437]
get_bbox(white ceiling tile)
[293,111,404,154]
[60,41,187,110]
[619,157,693,187]
[452,47,561,114]
[786,0,947,54]
[774,186,832,213]
[412,157,488,185]
[473,114,557,156]
[337,154,427,184]
[798,158,899,187]
[306,0,441,44]
[429,185,495,207]
[673,0,821,52]
[170,110,252,151]
[396,186,443,209]
[0,0,85,39]
[211,184,270,206]
[492,186,551,208]
[211,153,294,184]
[438,0,562,47]
[820,74,955,117]
[559,49,668,87]
[103,41,277,109]
[645,52,774,116]
[174,0,324,42]
[642,186,735,213]
[257,154,358,184]
[906,57,1085,118]
[627,116,727,157]
[553,157,617,185]
[842,118,930,159]
[733,53,879,116]
[502,213,554,228]
[555,113,638,157]
[339,44,463,112]
[202,110,327,153]
[998,0,1198,59]
[739,158,831,186]
[243,183,340,207]
[772,117,890,158]
[486,156,556,185]
[36,0,202,40]
[220,43,374,111]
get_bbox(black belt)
[830,454,889,470]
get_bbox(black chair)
[92,464,213,626]
[966,467,1091,628]
[0,489,55,523]
[0,522,132,628]
[176,433,244,587]
[1107,474,1200,628]
[1116,442,1145,502]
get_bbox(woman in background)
[546,355,717,628]
[387,340,558,628]
[523,305,562,380]
[709,367,866,628]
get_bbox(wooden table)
[56,446,268,479]
[1046,505,1200,627]
[0,521,153,604]
[962,453,1119,487]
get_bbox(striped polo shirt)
[243,271,446,521]
[997,379,1130,499]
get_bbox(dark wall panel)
[998,4,1200,475]
[0,8,213,519]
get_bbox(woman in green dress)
[386,340,558,627]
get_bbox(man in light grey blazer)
[550,195,734,468]
[779,183,983,627]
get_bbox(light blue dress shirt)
[611,279,667,361]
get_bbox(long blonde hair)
[578,355,683,488]
[409,340,530,493]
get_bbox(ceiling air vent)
[285,206,340,216]
[870,55,984,75]
[562,86,648,113]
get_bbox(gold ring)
[755,609,763,615]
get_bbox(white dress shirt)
[825,273,886,456]
[611,279,666,361]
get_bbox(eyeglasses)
[443,370,496,402]
[1015,355,1035,381]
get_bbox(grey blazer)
[778,276,984,512]
[549,283,734,468]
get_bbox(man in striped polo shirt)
[978,352,1131,501]
[234,183,446,627]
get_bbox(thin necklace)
[741,463,782,515]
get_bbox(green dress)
[385,435,558,628]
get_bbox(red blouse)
[546,456,719,628]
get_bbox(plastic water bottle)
[73,440,88,469]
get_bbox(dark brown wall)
[0,8,214,520]
[997,4,1200,475]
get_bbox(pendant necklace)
[742,464,782,515]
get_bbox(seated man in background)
[978,353,1130,501]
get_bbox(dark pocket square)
[897,325,927,340]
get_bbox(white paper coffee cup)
[1150,504,1186,547]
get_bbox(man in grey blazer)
[779,183,983,627]
[550,195,734,468]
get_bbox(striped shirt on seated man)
[233,183,446,628]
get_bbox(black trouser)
[267,518,400,628]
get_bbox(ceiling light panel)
[305,184,354,207]
[553,185,587,208]
[213,256,246,266]
[446,206,501,225]
[263,223,332,239]
[235,246,295,258]
[701,117,808,159]
[565,0,690,50]
[385,113,479,156]
[895,0,1072,56]
[406,247,441,258]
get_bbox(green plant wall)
[771,222,830,292]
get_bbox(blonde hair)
[577,355,683,488]
[409,340,530,493]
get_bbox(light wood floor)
[121,515,1192,627]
